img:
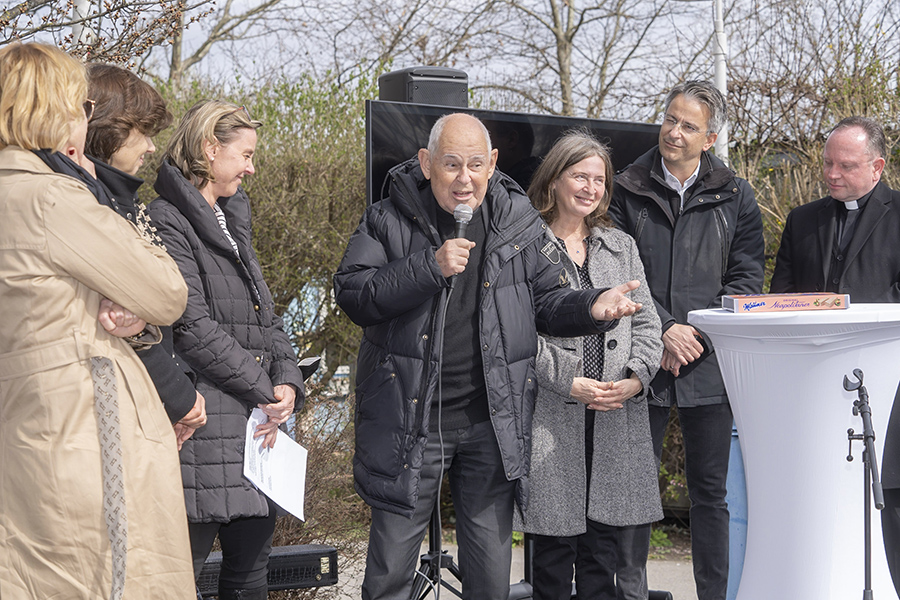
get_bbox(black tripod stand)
[844,368,886,600]
[408,506,535,600]
[409,504,462,600]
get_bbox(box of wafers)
[722,293,850,313]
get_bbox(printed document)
[244,407,307,520]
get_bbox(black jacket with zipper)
[91,157,196,424]
[334,158,613,517]
[608,147,764,408]
[149,160,305,523]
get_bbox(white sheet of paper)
[243,407,307,521]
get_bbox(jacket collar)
[841,180,893,268]
[90,157,143,207]
[385,156,543,247]
[0,145,57,174]
[552,225,627,257]
[588,226,628,253]
[813,180,894,282]
[617,146,736,203]
[154,159,251,254]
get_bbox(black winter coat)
[91,157,196,423]
[148,160,305,523]
[608,148,764,407]
[334,159,612,517]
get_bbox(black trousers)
[188,500,276,592]
[619,403,733,600]
[532,519,619,600]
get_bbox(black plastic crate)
[198,544,338,597]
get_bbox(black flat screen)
[366,99,660,204]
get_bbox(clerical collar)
[840,187,875,211]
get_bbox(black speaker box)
[197,544,337,597]
[378,66,468,108]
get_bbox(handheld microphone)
[453,204,473,239]
[450,204,474,290]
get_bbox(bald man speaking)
[335,113,642,599]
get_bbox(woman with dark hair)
[85,63,171,174]
[148,100,305,600]
[85,63,206,443]
[0,42,194,598]
[517,131,664,600]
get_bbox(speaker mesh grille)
[408,79,468,108]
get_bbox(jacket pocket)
[626,396,653,444]
[354,355,408,478]
[115,356,168,443]
[713,207,731,283]
[634,207,649,245]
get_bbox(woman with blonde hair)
[0,42,195,599]
[148,100,305,600]
[518,131,663,600]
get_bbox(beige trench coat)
[0,146,195,599]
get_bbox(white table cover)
[688,304,900,600]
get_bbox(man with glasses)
[608,80,765,600]
[770,117,900,594]
[335,113,642,600]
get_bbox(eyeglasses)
[83,99,96,121]
[662,114,706,136]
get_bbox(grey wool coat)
[517,225,664,536]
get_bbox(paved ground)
[327,542,698,599]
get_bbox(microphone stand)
[844,368,885,600]
[409,205,472,600]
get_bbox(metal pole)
[713,0,729,165]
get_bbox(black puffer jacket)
[148,160,305,523]
[91,157,196,423]
[608,147,764,408]
[334,159,612,517]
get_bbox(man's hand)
[661,324,704,376]
[661,349,684,377]
[98,298,146,338]
[590,280,642,321]
[435,239,476,278]
[255,385,297,449]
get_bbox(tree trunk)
[169,11,184,85]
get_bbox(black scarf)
[32,149,115,208]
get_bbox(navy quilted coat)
[148,160,305,523]
[334,159,613,517]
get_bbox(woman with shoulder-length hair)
[85,62,207,444]
[0,42,195,599]
[516,131,664,600]
[148,100,305,600]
